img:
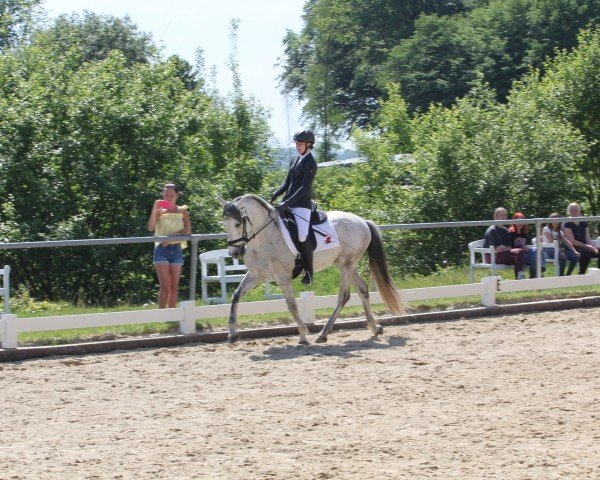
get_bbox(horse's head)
[218,194,274,259]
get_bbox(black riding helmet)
[293,129,315,144]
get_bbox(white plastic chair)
[200,249,247,303]
[532,237,559,274]
[468,240,512,283]
[199,250,282,304]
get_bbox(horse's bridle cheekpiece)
[223,201,277,253]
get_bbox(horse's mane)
[235,194,273,211]
[223,193,272,221]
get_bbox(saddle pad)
[277,217,340,256]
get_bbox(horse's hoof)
[375,325,384,335]
[315,336,328,343]
[228,333,240,344]
[299,339,310,346]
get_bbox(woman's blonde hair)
[567,202,581,215]
[493,207,507,219]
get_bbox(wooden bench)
[200,249,281,304]
[0,265,10,314]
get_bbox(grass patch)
[17,322,179,346]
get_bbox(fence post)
[481,276,499,307]
[588,267,600,284]
[535,221,542,279]
[299,291,315,324]
[2,265,10,314]
[0,313,18,349]
[189,240,199,301]
[179,300,197,334]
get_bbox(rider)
[271,129,318,285]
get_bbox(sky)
[42,0,307,148]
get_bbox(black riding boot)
[298,240,314,285]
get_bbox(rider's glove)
[275,202,288,213]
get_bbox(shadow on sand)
[249,335,408,361]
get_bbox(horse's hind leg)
[316,265,351,343]
[351,268,383,336]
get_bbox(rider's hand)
[275,202,288,213]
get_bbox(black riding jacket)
[272,151,317,209]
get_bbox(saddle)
[310,200,328,226]
[280,201,328,279]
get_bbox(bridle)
[224,201,278,251]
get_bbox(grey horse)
[218,194,404,344]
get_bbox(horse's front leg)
[316,265,351,343]
[228,273,262,344]
[276,276,309,345]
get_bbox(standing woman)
[271,129,318,285]
[147,182,191,308]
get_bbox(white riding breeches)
[290,207,311,242]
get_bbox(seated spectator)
[509,212,546,278]
[563,202,599,274]
[483,207,526,280]
[542,212,579,276]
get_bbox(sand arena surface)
[1,307,599,480]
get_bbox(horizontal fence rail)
[1,216,599,349]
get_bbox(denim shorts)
[153,244,184,265]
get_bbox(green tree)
[0,16,272,304]
[510,26,600,217]
[468,0,600,101]
[281,0,599,138]
[342,79,587,275]
[402,82,587,272]
[33,11,157,66]
[384,0,600,111]
[0,0,42,50]
[279,0,471,136]
[384,13,482,112]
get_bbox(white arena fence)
[1,216,599,349]
[2,269,599,349]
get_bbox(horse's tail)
[366,221,404,315]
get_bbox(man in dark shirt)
[484,207,525,279]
